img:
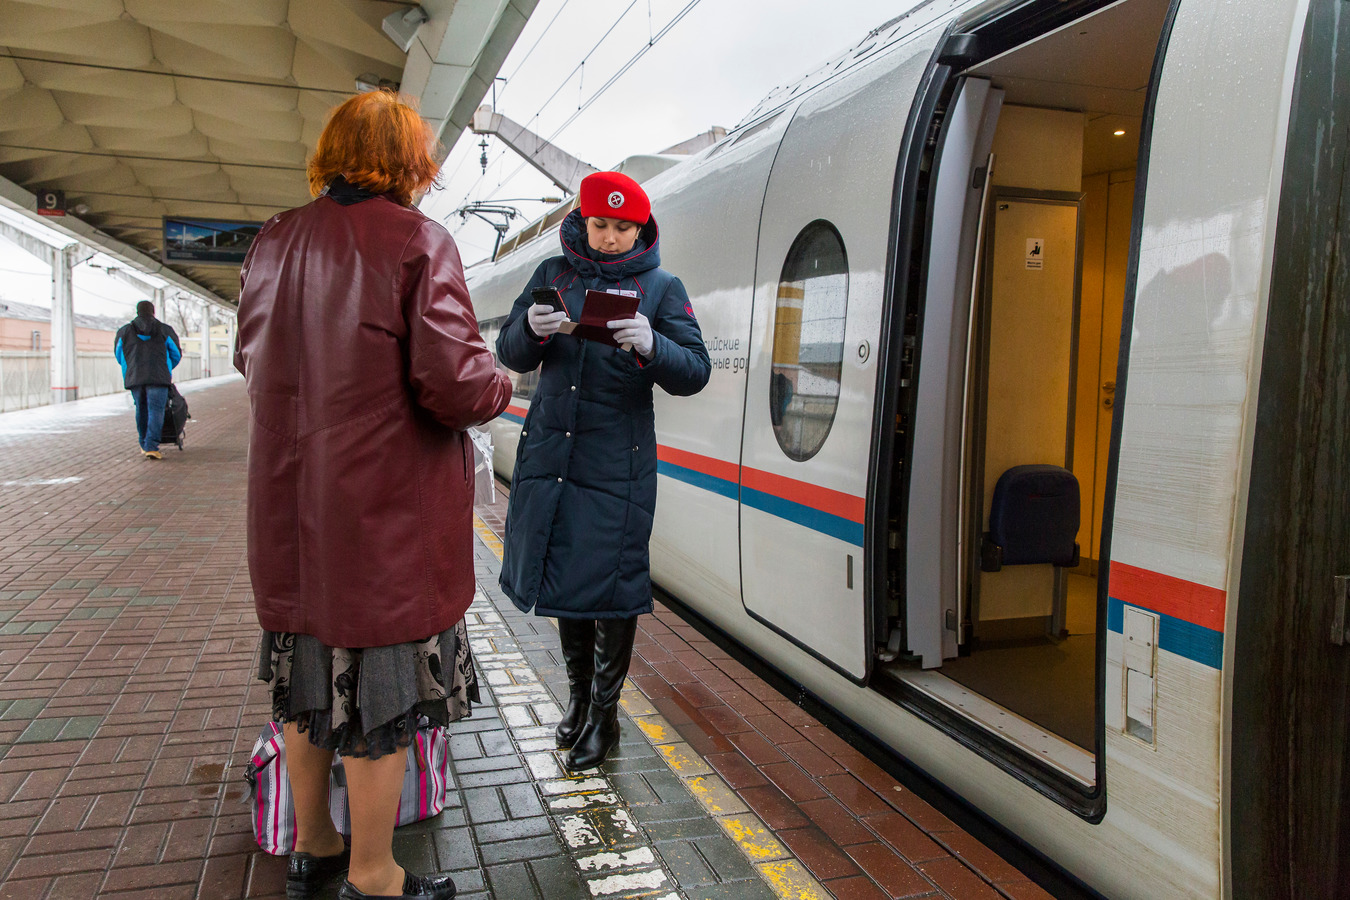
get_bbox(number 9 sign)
[36,189,65,217]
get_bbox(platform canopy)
[0,0,536,305]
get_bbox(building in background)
[0,300,123,352]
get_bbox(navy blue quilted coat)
[497,210,710,618]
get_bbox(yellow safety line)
[473,515,504,561]
[471,509,829,900]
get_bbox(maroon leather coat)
[235,187,511,648]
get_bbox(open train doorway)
[873,0,1172,806]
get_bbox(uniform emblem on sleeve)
[684,301,695,319]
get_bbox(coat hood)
[558,209,661,281]
[132,315,157,335]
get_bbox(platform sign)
[162,216,262,264]
[36,189,65,217]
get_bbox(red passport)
[570,290,640,349]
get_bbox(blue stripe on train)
[741,487,864,546]
[501,410,525,424]
[656,460,738,500]
[656,461,864,546]
[1107,596,1223,670]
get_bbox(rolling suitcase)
[160,383,189,451]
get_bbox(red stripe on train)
[1108,562,1226,632]
[656,445,865,523]
[657,444,739,483]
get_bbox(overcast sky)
[0,205,166,322]
[421,0,906,263]
[0,1,905,321]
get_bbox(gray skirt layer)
[256,619,478,759]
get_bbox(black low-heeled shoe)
[337,871,457,900]
[287,847,351,899]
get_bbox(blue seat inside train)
[981,465,1081,572]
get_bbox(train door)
[738,45,935,681]
[874,0,1173,807]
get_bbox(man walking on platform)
[114,300,182,459]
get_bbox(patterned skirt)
[256,620,478,760]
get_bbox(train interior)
[878,0,1172,786]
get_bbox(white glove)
[526,303,568,338]
[608,313,654,358]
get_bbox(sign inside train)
[162,216,263,264]
[1025,238,1044,270]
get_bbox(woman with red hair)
[236,90,511,900]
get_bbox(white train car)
[466,0,1349,896]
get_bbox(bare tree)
[162,294,201,337]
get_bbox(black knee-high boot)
[556,618,596,749]
[565,616,638,771]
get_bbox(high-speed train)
[463,1,1349,897]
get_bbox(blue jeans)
[132,385,169,452]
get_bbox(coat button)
[557,477,563,483]
[633,445,639,451]
[521,430,527,436]
[570,385,577,391]
[565,432,571,438]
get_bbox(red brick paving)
[0,381,1054,900]
[0,382,287,899]
[619,605,1054,898]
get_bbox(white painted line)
[559,814,604,849]
[501,706,533,728]
[517,737,557,752]
[532,702,563,724]
[586,870,668,896]
[525,752,563,780]
[592,807,638,836]
[511,725,555,741]
[540,777,609,795]
[575,847,657,872]
[0,477,83,486]
[548,792,621,811]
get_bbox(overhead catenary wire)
[481,0,707,203]
[448,0,644,211]
[494,0,577,105]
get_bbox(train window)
[770,221,848,461]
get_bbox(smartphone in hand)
[531,287,567,315]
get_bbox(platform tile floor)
[0,378,1051,900]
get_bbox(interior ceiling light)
[1114,129,1126,136]
[382,5,429,53]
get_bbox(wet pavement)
[0,378,1051,899]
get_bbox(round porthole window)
[770,221,848,461]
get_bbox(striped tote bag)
[245,721,453,855]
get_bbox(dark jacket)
[497,209,711,618]
[235,180,512,648]
[114,315,181,388]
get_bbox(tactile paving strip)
[473,517,824,900]
[459,573,681,899]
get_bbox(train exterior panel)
[462,1,1336,896]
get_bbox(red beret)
[579,171,650,224]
